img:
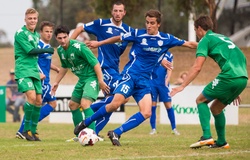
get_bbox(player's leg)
[149,84,157,134]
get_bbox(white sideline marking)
[96,150,250,160]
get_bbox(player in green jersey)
[52,25,109,140]
[171,15,248,149]
[14,8,54,141]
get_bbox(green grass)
[0,107,250,160]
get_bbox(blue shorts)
[114,74,151,103]
[42,84,56,103]
[103,68,122,95]
[150,83,171,103]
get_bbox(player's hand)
[40,73,46,80]
[86,41,100,49]
[161,60,173,71]
[170,86,184,97]
[99,80,110,95]
[51,82,59,96]
[233,96,241,106]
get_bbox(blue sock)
[91,96,114,112]
[167,107,176,130]
[39,104,54,121]
[114,112,145,136]
[18,115,26,133]
[95,112,112,135]
[150,106,157,129]
[85,105,108,126]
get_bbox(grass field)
[0,107,249,160]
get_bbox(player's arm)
[182,41,198,49]
[165,68,172,86]
[50,64,60,73]
[28,47,54,55]
[51,67,68,95]
[87,36,121,49]
[93,63,110,94]
[70,25,85,40]
[170,56,206,96]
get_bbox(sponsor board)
[160,85,238,125]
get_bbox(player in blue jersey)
[74,9,197,146]
[149,52,180,135]
[69,1,133,139]
[16,21,60,140]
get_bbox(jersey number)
[121,84,130,94]
[219,37,235,49]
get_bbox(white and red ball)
[78,128,98,146]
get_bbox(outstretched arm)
[182,41,198,49]
[87,36,121,49]
[170,56,206,96]
[70,25,85,40]
[93,63,110,95]
[51,67,68,96]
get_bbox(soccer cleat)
[209,142,230,149]
[32,132,41,141]
[171,129,180,135]
[65,137,79,142]
[107,130,121,146]
[16,132,26,139]
[190,136,215,149]
[149,129,157,135]
[22,130,35,141]
[74,120,87,135]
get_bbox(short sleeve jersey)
[38,39,52,85]
[57,40,99,79]
[121,29,184,79]
[14,25,40,80]
[151,52,173,85]
[196,30,248,79]
[84,18,133,71]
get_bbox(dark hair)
[39,21,55,31]
[194,15,213,31]
[54,25,70,37]
[145,9,162,24]
[112,0,126,10]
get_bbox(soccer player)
[170,15,248,149]
[70,1,133,137]
[16,21,60,140]
[52,25,109,141]
[74,9,197,146]
[149,51,180,135]
[14,8,54,141]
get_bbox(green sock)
[23,102,34,132]
[71,108,83,127]
[84,108,96,131]
[30,106,41,134]
[213,111,226,145]
[197,103,211,139]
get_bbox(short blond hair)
[25,8,39,16]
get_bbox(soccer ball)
[78,128,99,146]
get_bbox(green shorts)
[203,77,248,105]
[71,77,100,104]
[17,77,42,94]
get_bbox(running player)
[171,15,248,149]
[74,9,197,146]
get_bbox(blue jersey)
[151,52,173,85]
[84,18,133,71]
[38,40,52,85]
[121,29,184,79]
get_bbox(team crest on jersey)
[106,27,113,34]
[141,38,148,45]
[28,35,34,42]
[157,40,163,46]
[70,53,75,60]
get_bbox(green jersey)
[196,30,248,79]
[57,40,99,79]
[14,25,40,80]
